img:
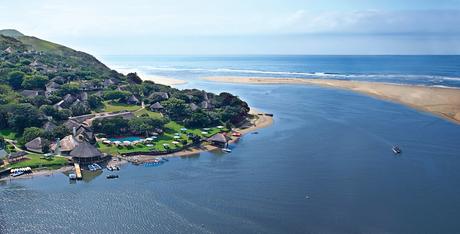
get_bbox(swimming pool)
[109,136,144,142]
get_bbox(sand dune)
[204,76,460,125]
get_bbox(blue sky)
[1,0,459,55]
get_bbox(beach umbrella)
[217,126,223,129]
[113,141,122,145]
[172,141,179,144]
[201,131,208,135]
[174,133,180,136]
[162,143,169,147]
[203,128,210,131]
[145,138,153,141]
[180,128,187,131]
[103,140,111,144]
[174,136,180,139]
[100,138,108,141]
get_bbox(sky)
[1,0,459,55]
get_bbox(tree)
[7,103,43,132]
[59,83,80,96]
[23,127,44,142]
[87,95,104,110]
[7,71,25,90]
[0,136,5,149]
[93,117,129,136]
[161,98,191,121]
[21,74,49,89]
[31,95,50,107]
[70,102,91,116]
[127,72,142,84]
[184,110,212,128]
[51,125,71,139]
[103,90,131,100]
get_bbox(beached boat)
[392,146,402,154]
[106,174,119,179]
[11,171,24,177]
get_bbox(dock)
[74,163,82,180]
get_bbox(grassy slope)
[0,129,17,140]
[9,154,68,169]
[102,101,142,112]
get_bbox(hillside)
[0,29,250,142]
[0,30,123,83]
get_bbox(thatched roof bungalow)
[69,141,103,163]
[207,133,229,147]
[53,135,79,154]
[25,137,46,153]
[149,102,164,111]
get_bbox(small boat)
[161,157,169,162]
[69,173,77,180]
[252,132,259,135]
[107,166,113,171]
[106,174,119,179]
[392,145,402,154]
[88,165,96,171]
[92,163,102,170]
[11,171,24,177]
[115,166,120,171]
[222,148,232,153]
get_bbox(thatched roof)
[43,121,57,132]
[0,149,7,159]
[149,92,169,100]
[64,119,81,131]
[46,81,61,89]
[25,137,45,152]
[150,102,164,110]
[20,90,42,98]
[69,141,102,158]
[8,151,27,160]
[57,135,79,152]
[207,133,229,143]
[127,95,140,104]
[190,103,199,111]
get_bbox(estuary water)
[1,56,460,233]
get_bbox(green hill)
[0,29,24,38]
[0,29,123,82]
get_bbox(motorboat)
[392,145,402,154]
[222,148,232,153]
[69,173,77,180]
[106,174,119,179]
[11,171,24,177]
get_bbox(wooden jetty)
[74,163,82,180]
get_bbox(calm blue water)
[1,56,460,233]
[109,136,144,142]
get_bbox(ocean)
[1,56,460,233]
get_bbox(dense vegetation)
[0,29,250,149]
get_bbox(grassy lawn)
[0,129,18,140]
[101,101,142,112]
[134,109,162,118]
[97,121,229,155]
[9,154,69,169]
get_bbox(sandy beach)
[205,76,460,125]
